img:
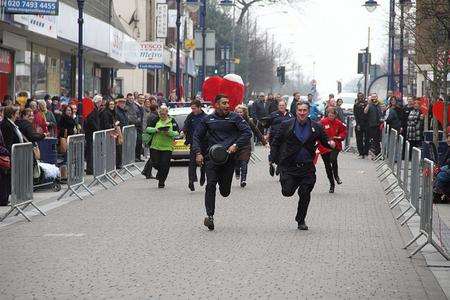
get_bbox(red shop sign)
[0,49,13,74]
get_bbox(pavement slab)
[0,148,447,299]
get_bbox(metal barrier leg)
[404,231,423,249]
[409,235,428,258]
[109,171,125,183]
[14,206,32,222]
[122,166,135,177]
[390,194,405,209]
[88,177,108,190]
[57,188,71,201]
[81,184,94,196]
[29,202,46,216]
[385,182,399,195]
[14,202,31,216]
[68,185,82,197]
[69,186,84,201]
[400,210,417,226]
[431,241,450,260]
[384,181,397,193]
[0,207,17,222]
[389,192,404,205]
[105,174,118,185]
[379,170,392,182]
[396,206,412,220]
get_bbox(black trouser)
[321,150,339,186]
[368,126,381,156]
[116,144,122,169]
[205,159,235,216]
[85,133,93,173]
[279,163,316,224]
[150,149,172,184]
[235,160,249,182]
[355,126,369,156]
[142,155,153,177]
[135,127,143,160]
[0,172,11,206]
[188,149,205,184]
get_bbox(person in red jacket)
[318,107,347,193]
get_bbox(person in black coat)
[270,102,335,230]
[16,108,46,143]
[353,92,369,158]
[0,106,22,206]
[192,94,252,231]
[100,100,116,130]
[183,100,207,191]
[364,94,383,157]
[84,96,102,174]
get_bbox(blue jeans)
[235,160,249,182]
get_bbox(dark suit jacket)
[0,119,21,153]
[16,119,45,143]
[270,118,331,167]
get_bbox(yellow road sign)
[185,39,196,50]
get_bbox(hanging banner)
[168,9,177,28]
[156,3,168,38]
[14,14,58,39]
[138,42,164,69]
[4,0,59,15]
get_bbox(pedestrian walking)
[183,99,206,191]
[364,93,383,158]
[141,101,159,179]
[234,104,266,187]
[267,99,293,176]
[318,107,347,193]
[252,93,270,142]
[270,102,335,230]
[353,92,369,158]
[289,92,302,114]
[335,98,346,122]
[192,94,252,231]
[143,105,179,188]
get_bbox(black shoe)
[335,177,342,185]
[158,182,165,188]
[269,164,275,177]
[329,186,335,193]
[135,158,144,162]
[240,181,247,188]
[147,174,156,180]
[204,216,214,231]
[235,173,240,180]
[188,182,195,191]
[297,222,309,230]
[199,175,206,186]
[275,165,280,175]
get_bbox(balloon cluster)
[202,74,245,110]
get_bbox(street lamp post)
[399,0,411,100]
[77,0,85,104]
[199,0,206,93]
[176,0,182,101]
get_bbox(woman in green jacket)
[144,105,179,188]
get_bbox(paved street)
[0,148,447,299]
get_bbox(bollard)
[57,134,93,201]
[105,128,124,183]
[88,130,116,189]
[405,159,449,260]
[0,143,46,222]
[121,125,142,176]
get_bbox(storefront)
[0,48,13,102]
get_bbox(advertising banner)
[4,0,59,15]
[138,42,164,69]
[156,3,168,38]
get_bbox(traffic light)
[277,66,285,85]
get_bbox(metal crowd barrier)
[375,130,449,260]
[375,123,389,163]
[0,143,46,222]
[121,125,142,176]
[378,128,396,182]
[404,159,449,259]
[57,134,94,201]
[105,128,125,183]
[343,116,355,152]
[88,130,116,189]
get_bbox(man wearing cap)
[271,101,335,230]
[193,94,252,231]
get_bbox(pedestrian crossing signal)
[277,66,285,85]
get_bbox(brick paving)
[0,148,446,299]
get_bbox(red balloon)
[220,78,245,110]
[432,100,450,126]
[202,76,223,102]
[419,97,429,115]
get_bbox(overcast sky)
[251,0,391,95]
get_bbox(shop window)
[115,78,123,97]
[84,61,94,95]
[60,54,73,98]
[31,44,47,98]
[14,46,31,98]
[46,49,60,96]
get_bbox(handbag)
[58,130,68,154]
[0,155,11,170]
[22,136,41,160]
[115,126,124,145]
